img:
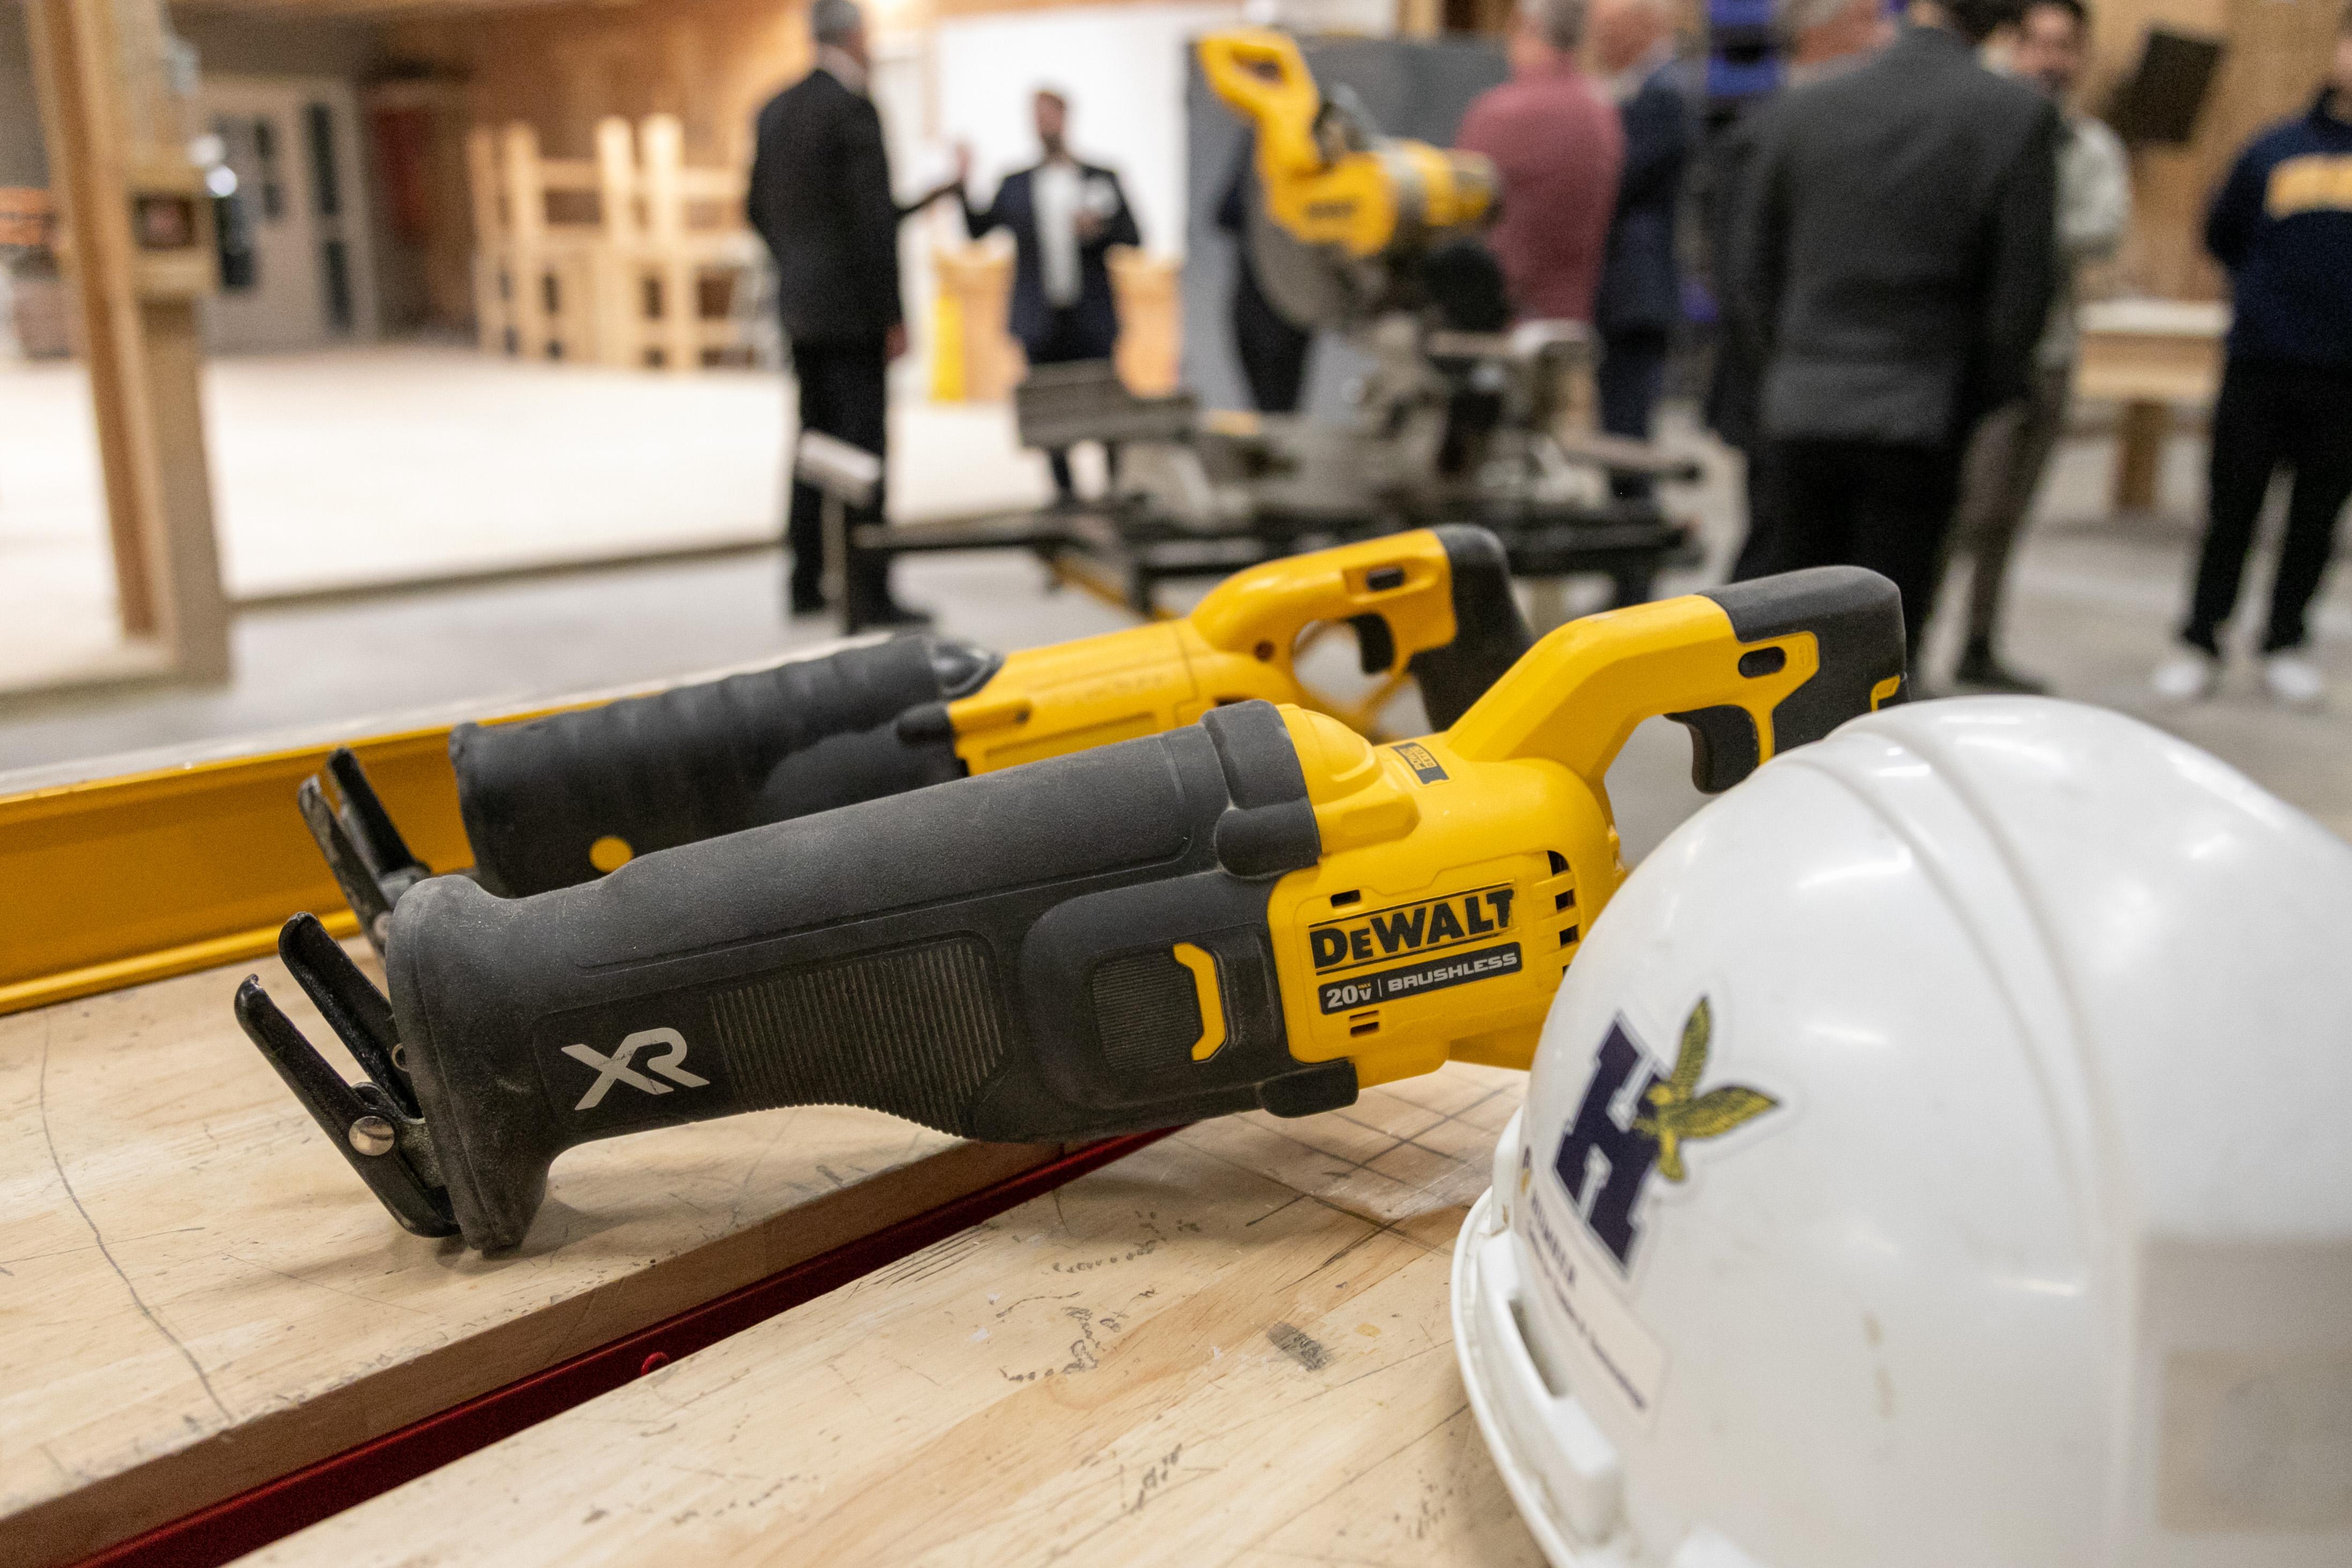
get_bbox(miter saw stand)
[847,320,1702,628]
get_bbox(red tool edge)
[73,1128,1178,1568]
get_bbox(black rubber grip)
[450,637,985,897]
[1670,566,1906,793]
[388,700,1355,1250]
[1408,525,1538,730]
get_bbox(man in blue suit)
[959,91,1142,502]
[1592,0,1694,500]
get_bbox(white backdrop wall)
[931,3,1247,263]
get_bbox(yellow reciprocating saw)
[306,526,1533,947]
[238,568,1904,1251]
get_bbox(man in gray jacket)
[1732,0,2060,653]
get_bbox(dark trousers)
[2182,358,2352,655]
[1598,328,1670,500]
[787,333,891,613]
[1233,264,1311,414]
[1729,440,1781,583]
[1760,436,1967,657]
[1027,306,1117,499]
[1947,362,2072,648]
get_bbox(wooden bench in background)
[2073,297,2227,515]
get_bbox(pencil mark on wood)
[1266,1321,1332,1371]
[219,1252,433,1316]
[38,1023,232,1422]
[1050,1236,1160,1274]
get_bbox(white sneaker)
[2262,651,2325,708]
[2150,651,2220,703]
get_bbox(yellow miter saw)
[1198,27,1499,329]
[874,32,1694,604]
[1174,30,1664,533]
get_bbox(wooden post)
[2114,400,2171,514]
[24,0,229,682]
[593,116,639,368]
[935,243,1020,402]
[500,123,550,359]
[639,114,696,374]
[1108,249,1179,396]
[1396,0,1444,36]
[465,124,507,354]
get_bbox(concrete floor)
[3,363,2348,858]
[0,346,1048,692]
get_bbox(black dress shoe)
[1954,639,2048,695]
[855,600,934,629]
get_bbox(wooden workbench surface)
[0,947,1056,1567]
[248,1063,1545,1568]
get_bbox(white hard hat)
[1453,696,2352,1567]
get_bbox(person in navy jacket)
[958,91,1142,501]
[1591,0,1694,500]
[2154,12,2352,709]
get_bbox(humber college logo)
[1552,998,1777,1270]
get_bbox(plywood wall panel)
[384,0,815,172]
[2089,0,2341,299]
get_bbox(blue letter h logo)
[1552,1021,1660,1269]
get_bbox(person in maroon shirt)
[1455,0,1627,323]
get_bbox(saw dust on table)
[0,943,1061,1568]
[249,1061,1545,1568]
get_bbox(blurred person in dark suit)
[1216,138,1312,414]
[1730,0,2059,655]
[958,91,1141,503]
[1455,0,1625,325]
[747,0,940,626]
[1591,0,1693,499]
[1942,0,2128,693]
[1708,0,1894,578]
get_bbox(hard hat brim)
[1451,1185,1611,1567]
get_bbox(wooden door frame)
[20,0,231,688]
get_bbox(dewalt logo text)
[1310,884,1516,974]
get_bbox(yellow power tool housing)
[241,567,1905,1251]
[309,526,1532,923]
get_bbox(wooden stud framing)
[22,0,231,685]
[467,114,760,371]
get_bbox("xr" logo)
[562,1027,710,1111]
